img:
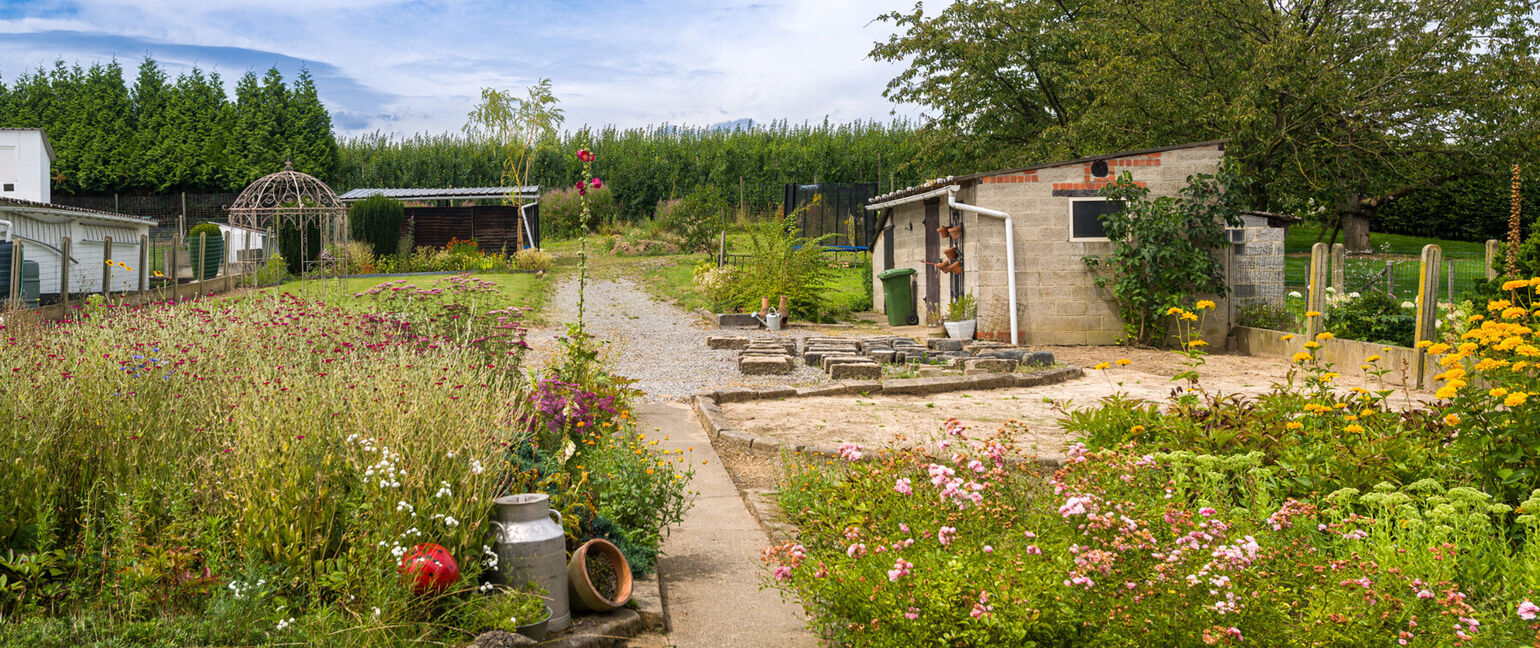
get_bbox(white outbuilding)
[0,128,154,298]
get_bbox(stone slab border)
[692,366,1081,462]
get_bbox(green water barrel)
[0,240,13,302]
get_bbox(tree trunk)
[1342,213,1371,251]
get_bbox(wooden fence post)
[1307,242,1329,340]
[1486,239,1501,280]
[170,235,181,301]
[223,232,232,292]
[8,242,21,309]
[102,236,113,299]
[1414,244,1443,389]
[138,234,149,297]
[196,232,207,298]
[1330,243,1346,296]
[60,236,71,306]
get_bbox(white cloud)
[1,0,938,135]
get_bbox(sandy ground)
[721,346,1433,461]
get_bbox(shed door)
[923,199,940,314]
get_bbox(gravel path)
[523,276,823,401]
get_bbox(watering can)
[753,311,783,331]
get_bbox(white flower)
[1288,291,1303,298]
[276,617,295,631]
[1347,292,1360,299]
[470,459,485,475]
[391,544,406,558]
[434,482,453,498]
[447,451,456,458]
[444,516,460,528]
[396,501,414,513]
[1401,301,1416,308]
[372,607,381,619]
[479,582,496,593]
[1325,287,1335,294]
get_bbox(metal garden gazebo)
[228,161,350,277]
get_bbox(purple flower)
[1521,600,1540,620]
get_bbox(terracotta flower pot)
[943,247,959,261]
[941,260,962,274]
[936,226,950,237]
[946,225,964,239]
[567,539,633,612]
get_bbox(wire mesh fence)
[1286,253,1491,303]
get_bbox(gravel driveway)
[523,276,824,401]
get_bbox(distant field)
[1283,224,1491,301]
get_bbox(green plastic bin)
[877,267,918,326]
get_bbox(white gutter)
[865,185,955,211]
[945,188,1019,346]
[864,184,1020,345]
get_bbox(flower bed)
[0,280,689,646]
[766,298,1540,647]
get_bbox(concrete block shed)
[867,141,1288,345]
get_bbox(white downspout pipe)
[518,202,538,250]
[0,220,11,242]
[945,188,1018,346]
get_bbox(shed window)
[1069,199,1124,241]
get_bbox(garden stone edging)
[692,366,1081,465]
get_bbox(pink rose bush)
[766,420,1540,646]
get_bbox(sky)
[0,0,934,137]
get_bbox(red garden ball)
[398,543,460,594]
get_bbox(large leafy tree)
[873,0,1540,249]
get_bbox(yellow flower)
[1443,413,1461,426]
[1365,354,1382,363]
[1468,314,1485,323]
[1504,279,1531,291]
[1343,414,1357,421]
[1427,343,1451,355]
[1490,387,1509,398]
[1435,386,1458,399]
[1489,299,1512,312]
[1507,392,1530,407]
[1319,372,1340,382]
[1504,307,1529,320]
[1436,368,1467,382]
[1344,424,1365,434]
[1166,306,1185,316]
[1517,361,1531,371]
[1130,425,1146,435]
[1115,358,1131,366]
[1316,332,1334,341]
[1415,340,1433,349]
[1195,300,1216,310]
[1187,340,1209,348]
[1519,345,1540,358]
[1181,312,1199,322]
[103,260,114,266]
[1304,403,1332,414]
[1281,334,1296,342]
[1093,362,1110,370]
[1304,341,1322,350]
[1306,311,1322,318]
[1285,421,1304,430]
[1292,352,1312,363]
[153,271,164,277]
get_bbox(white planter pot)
[944,319,976,340]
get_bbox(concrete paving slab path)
[640,402,818,648]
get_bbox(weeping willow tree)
[464,80,564,248]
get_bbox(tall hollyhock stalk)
[1508,163,1522,276]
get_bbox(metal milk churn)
[489,493,570,631]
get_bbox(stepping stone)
[926,339,965,352]
[821,355,873,371]
[965,357,1016,373]
[706,335,750,350]
[1021,351,1055,368]
[867,349,895,364]
[830,362,881,380]
[739,355,793,375]
[918,367,944,377]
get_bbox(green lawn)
[279,272,551,318]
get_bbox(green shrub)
[729,212,835,320]
[541,186,618,240]
[349,195,406,257]
[1325,289,1416,347]
[186,222,225,280]
[1235,299,1297,331]
[945,293,976,321]
[657,187,726,253]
